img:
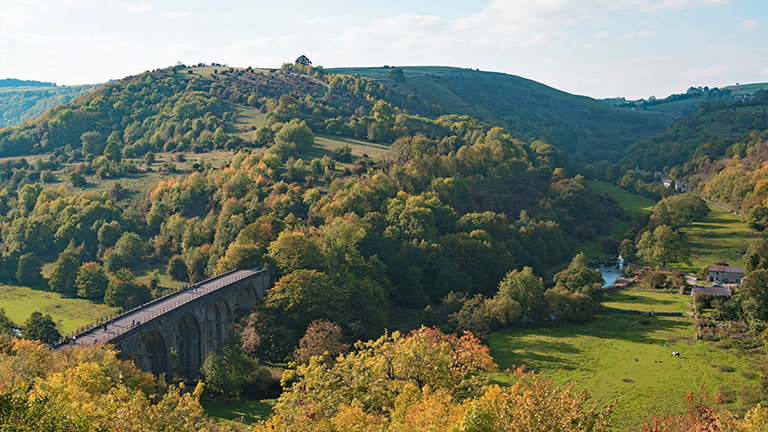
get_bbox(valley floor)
[0,284,117,333]
[488,288,763,430]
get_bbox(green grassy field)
[488,288,763,430]
[581,181,655,257]
[202,398,276,427]
[672,204,757,273]
[0,284,117,333]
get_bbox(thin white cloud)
[602,0,728,13]
[625,29,656,38]
[686,63,733,80]
[305,16,336,25]
[164,10,187,19]
[596,30,609,39]
[115,2,153,13]
[741,19,767,30]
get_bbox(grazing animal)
[671,352,680,357]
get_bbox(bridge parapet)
[56,267,270,379]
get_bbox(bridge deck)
[61,269,260,348]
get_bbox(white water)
[598,265,623,288]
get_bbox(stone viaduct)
[57,268,270,380]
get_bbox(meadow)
[673,204,758,273]
[0,284,117,334]
[488,288,763,430]
[580,180,655,257]
[202,398,276,427]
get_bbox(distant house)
[691,285,732,297]
[708,265,745,284]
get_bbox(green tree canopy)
[267,231,325,276]
[104,268,151,309]
[636,224,691,269]
[75,262,109,300]
[16,252,42,286]
[103,232,144,272]
[23,311,60,345]
[496,266,547,323]
[740,269,768,324]
[48,248,80,296]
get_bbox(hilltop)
[602,82,768,119]
[330,66,674,159]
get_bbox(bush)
[201,337,271,397]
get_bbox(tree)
[748,205,768,232]
[75,262,109,300]
[166,255,188,281]
[0,307,15,336]
[740,269,768,323]
[745,237,768,273]
[16,252,42,286]
[23,311,60,345]
[553,253,604,295]
[265,269,345,327]
[293,319,348,364]
[68,171,87,187]
[388,67,406,83]
[271,119,314,158]
[201,337,271,398]
[619,238,636,261]
[295,55,312,66]
[636,225,691,269]
[267,231,324,276]
[496,267,547,323]
[48,249,80,296]
[601,237,620,255]
[81,131,104,155]
[17,183,42,213]
[103,232,144,272]
[104,268,151,309]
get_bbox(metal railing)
[55,267,265,348]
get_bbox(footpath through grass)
[672,204,757,273]
[488,288,763,430]
[0,284,117,333]
[581,181,655,257]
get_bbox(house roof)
[708,265,745,274]
[692,286,733,296]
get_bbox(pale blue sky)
[1,0,767,99]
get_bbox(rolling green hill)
[0,84,98,128]
[330,66,674,159]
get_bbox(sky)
[1,0,767,99]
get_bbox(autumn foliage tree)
[293,319,348,364]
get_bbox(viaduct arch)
[58,268,270,380]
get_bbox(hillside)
[602,82,768,119]
[0,62,623,360]
[330,66,674,159]
[0,78,57,88]
[0,84,97,128]
[619,91,768,172]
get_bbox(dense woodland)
[3,61,768,430]
[0,64,620,354]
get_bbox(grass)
[580,181,655,257]
[202,398,276,427]
[672,204,757,273]
[0,284,117,333]
[488,288,763,430]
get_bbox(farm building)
[708,265,744,284]
[691,285,732,297]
